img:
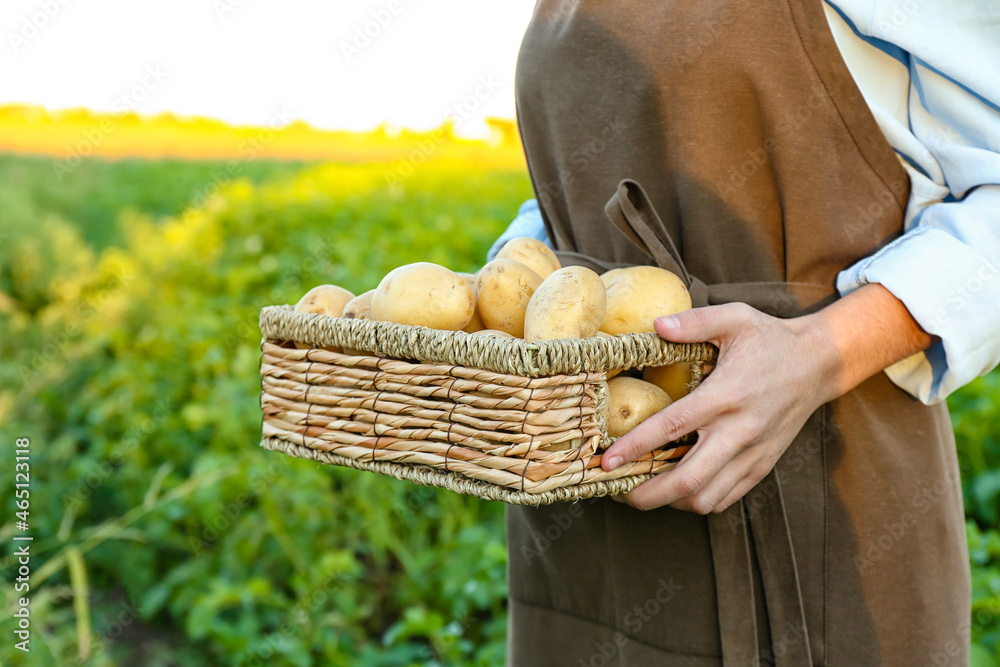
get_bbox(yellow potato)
[463,309,486,333]
[606,376,673,438]
[456,272,479,288]
[341,289,375,320]
[457,272,487,333]
[340,291,374,354]
[523,266,606,342]
[495,237,561,279]
[476,259,543,337]
[643,363,693,402]
[293,284,354,351]
[370,262,475,330]
[600,267,627,287]
[294,284,355,317]
[600,265,692,335]
[470,329,516,338]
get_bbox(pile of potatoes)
[293,237,697,438]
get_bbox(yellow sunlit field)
[0,104,525,167]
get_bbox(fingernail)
[610,495,625,504]
[607,455,623,470]
[657,316,680,330]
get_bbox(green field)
[0,153,998,665]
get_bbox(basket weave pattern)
[259,306,716,505]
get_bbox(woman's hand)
[600,284,934,513]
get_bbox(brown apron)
[507,1,970,665]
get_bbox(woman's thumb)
[653,304,745,343]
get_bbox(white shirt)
[825,0,1000,404]
[493,0,1000,405]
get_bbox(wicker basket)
[258,305,716,506]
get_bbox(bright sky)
[0,0,537,137]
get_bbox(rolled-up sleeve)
[486,199,550,261]
[837,188,1000,403]
[830,0,1000,404]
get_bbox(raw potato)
[341,290,375,320]
[470,329,516,339]
[370,262,475,330]
[458,272,486,333]
[606,376,673,438]
[463,308,486,333]
[294,285,355,317]
[340,290,372,355]
[476,259,543,337]
[600,267,627,287]
[600,266,692,335]
[294,284,354,351]
[523,266,607,342]
[496,237,561,279]
[643,363,693,402]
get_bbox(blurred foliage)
[0,155,526,666]
[0,154,997,665]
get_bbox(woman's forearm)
[800,283,934,404]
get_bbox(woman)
[497,0,1000,664]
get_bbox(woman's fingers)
[620,433,756,512]
[710,473,770,515]
[665,447,763,514]
[601,386,727,471]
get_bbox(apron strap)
[747,469,814,666]
[709,470,813,667]
[708,503,760,665]
[604,179,711,308]
[607,179,813,666]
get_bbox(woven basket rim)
[260,305,717,378]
